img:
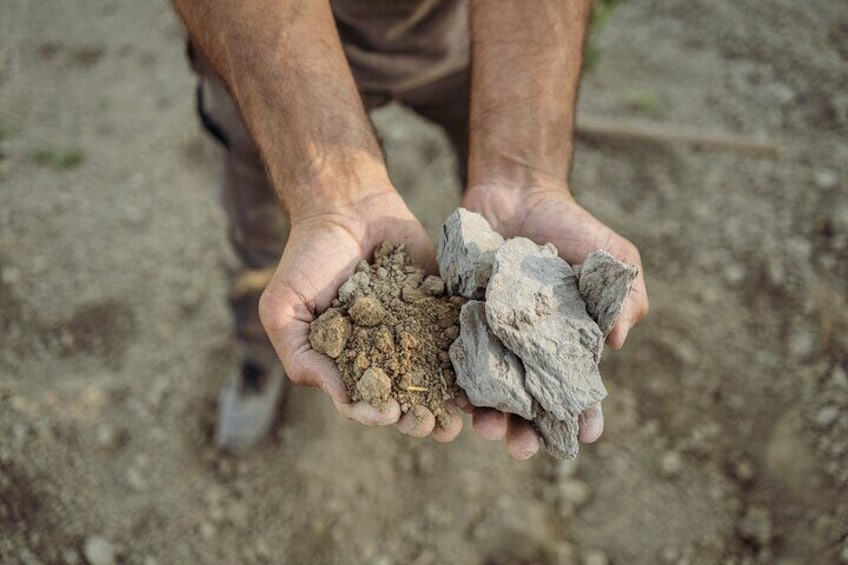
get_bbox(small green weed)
[30,145,85,170]
[630,92,667,118]
[584,0,624,73]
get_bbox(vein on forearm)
[172,0,389,221]
[468,0,591,190]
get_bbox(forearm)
[173,0,391,222]
[468,0,592,192]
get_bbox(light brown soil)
[310,244,462,425]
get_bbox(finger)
[344,398,402,426]
[606,262,649,349]
[472,408,508,441]
[454,390,474,414]
[505,415,541,460]
[431,402,464,443]
[396,405,436,438]
[578,403,604,443]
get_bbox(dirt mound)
[309,243,463,426]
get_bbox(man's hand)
[462,182,650,450]
[258,190,465,441]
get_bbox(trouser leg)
[188,44,288,365]
[399,69,470,188]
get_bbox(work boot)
[216,347,288,451]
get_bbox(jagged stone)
[486,238,606,422]
[577,250,638,337]
[534,409,579,460]
[449,301,534,420]
[437,208,504,299]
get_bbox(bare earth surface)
[1,1,847,564]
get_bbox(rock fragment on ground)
[737,505,773,548]
[84,535,116,565]
[437,208,504,299]
[449,301,534,420]
[577,250,639,336]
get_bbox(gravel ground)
[1,1,847,563]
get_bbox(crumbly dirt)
[310,244,462,425]
[2,1,847,564]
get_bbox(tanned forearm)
[468,0,592,191]
[172,0,392,222]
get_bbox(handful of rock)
[439,209,638,459]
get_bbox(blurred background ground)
[1,1,847,564]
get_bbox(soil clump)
[309,243,463,426]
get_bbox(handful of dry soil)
[309,243,463,427]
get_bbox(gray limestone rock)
[486,238,606,422]
[577,250,638,337]
[534,409,579,460]
[449,301,534,420]
[437,208,505,299]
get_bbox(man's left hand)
[460,182,650,453]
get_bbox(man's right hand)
[258,189,466,441]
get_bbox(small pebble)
[0,266,21,285]
[733,457,756,483]
[785,236,813,261]
[813,169,839,189]
[660,545,680,563]
[94,424,122,450]
[200,521,216,539]
[722,263,746,285]
[559,479,592,508]
[830,366,848,389]
[788,330,817,358]
[660,450,683,476]
[814,406,839,428]
[84,535,116,565]
[581,548,609,565]
[738,505,772,547]
[126,467,146,491]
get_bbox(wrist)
[463,182,575,237]
[467,149,574,196]
[277,156,396,226]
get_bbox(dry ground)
[1,1,847,563]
